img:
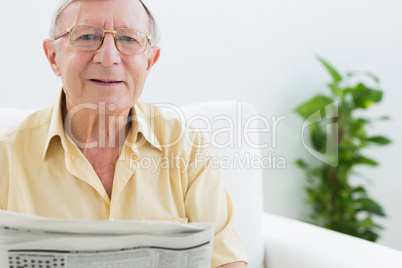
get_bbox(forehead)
[58,0,150,32]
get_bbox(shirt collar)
[42,91,162,160]
[42,91,67,160]
[127,102,162,153]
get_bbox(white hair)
[49,0,160,45]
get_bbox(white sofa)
[1,102,402,268]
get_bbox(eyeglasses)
[54,24,152,55]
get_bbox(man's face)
[44,0,160,113]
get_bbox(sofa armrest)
[262,213,402,268]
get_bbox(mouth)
[89,79,123,86]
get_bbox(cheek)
[57,43,89,76]
[60,57,87,83]
[126,60,149,86]
[59,58,90,101]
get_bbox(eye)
[79,34,97,40]
[119,35,137,42]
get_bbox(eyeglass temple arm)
[54,28,72,40]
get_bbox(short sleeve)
[184,132,248,268]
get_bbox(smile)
[90,79,123,86]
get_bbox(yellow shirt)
[0,93,247,267]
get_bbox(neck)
[62,100,132,152]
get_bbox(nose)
[93,33,121,66]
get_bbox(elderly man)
[0,0,247,267]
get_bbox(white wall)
[0,0,401,250]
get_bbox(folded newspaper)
[0,210,214,268]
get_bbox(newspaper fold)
[0,210,214,268]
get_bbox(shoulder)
[0,105,53,210]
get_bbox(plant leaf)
[309,123,328,152]
[354,156,379,166]
[350,119,368,140]
[378,116,390,121]
[352,186,367,193]
[373,223,385,230]
[296,159,308,169]
[360,230,379,242]
[346,71,380,84]
[348,83,383,108]
[359,216,373,228]
[294,95,333,119]
[308,168,323,178]
[317,56,342,82]
[366,136,392,145]
[355,198,386,216]
[328,83,343,98]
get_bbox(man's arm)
[218,261,247,267]
[184,131,248,267]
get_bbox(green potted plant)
[294,56,391,242]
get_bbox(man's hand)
[218,261,247,268]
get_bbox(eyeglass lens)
[70,25,148,55]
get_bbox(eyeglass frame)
[54,24,152,55]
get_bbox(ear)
[146,46,160,73]
[43,39,61,77]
